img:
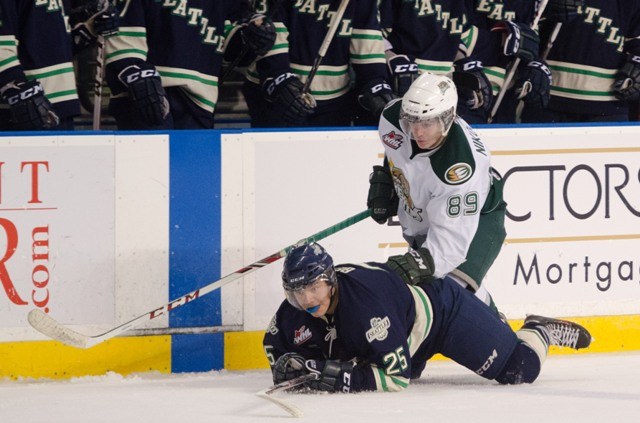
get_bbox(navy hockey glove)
[272,353,307,384]
[358,79,397,120]
[386,248,435,285]
[263,72,315,126]
[493,21,540,62]
[118,63,170,125]
[545,0,584,23]
[70,0,119,49]
[367,165,398,224]
[241,14,276,57]
[514,60,552,108]
[452,58,494,112]
[613,55,640,102]
[387,53,418,96]
[0,79,60,130]
[303,360,354,393]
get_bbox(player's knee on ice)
[495,342,542,385]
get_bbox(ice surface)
[1,352,639,423]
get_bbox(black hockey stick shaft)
[28,209,371,348]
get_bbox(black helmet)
[281,243,336,309]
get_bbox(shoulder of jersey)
[380,99,406,150]
[431,120,476,185]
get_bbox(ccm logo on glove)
[4,83,44,105]
[121,68,161,85]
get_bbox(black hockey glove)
[0,79,60,130]
[118,63,170,125]
[367,165,398,224]
[494,21,540,62]
[514,60,552,109]
[613,55,640,102]
[545,0,584,23]
[303,360,355,393]
[358,79,397,120]
[387,53,418,96]
[263,72,315,126]
[386,248,435,285]
[452,58,494,113]
[241,14,276,57]
[272,352,307,384]
[70,0,119,50]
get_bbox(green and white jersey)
[378,99,494,278]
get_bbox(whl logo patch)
[365,316,391,342]
[293,325,312,345]
[382,131,404,149]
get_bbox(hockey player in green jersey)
[367,72,506,314]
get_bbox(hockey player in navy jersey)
[104,0,275,129]
[522,0,640,123]
[264,242,592,392]
[0,0,80,130]
[243,0,395,128]
[378,0,549,124]
[368,73,504,313]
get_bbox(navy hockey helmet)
[282,243,337,310]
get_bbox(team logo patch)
[445,163,473,184]
[293,325,312,345]
[365,316,391,342]
[382,131,404,149]
[267,315,279,335]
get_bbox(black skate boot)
[523,315,593,350]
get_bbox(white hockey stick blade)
[256,373,318,418]
[256,391,305,418]
[28,309,94,349]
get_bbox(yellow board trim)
[225,331,270,370]
[0,336,171,380]
[224,314,640,370]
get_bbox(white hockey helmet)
[400,73,458,140]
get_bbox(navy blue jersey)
[264,262,520,392]
[379,0,470,75]
[0,0,79,119]
[377,0,533,92]
[540,0,640,115]
[105,0,250,114]
[264,263,428,392]
[247,0,387,101]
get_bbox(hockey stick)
[514,21,562,122]
[28,209,371,349]
[300,0,351,106]
[256,373,318,418]
[488,0,549,123]
[93,34,105,130]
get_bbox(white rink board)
[233,126,640,330]
[0,134,169,342]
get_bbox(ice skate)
[524,315,593,350]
